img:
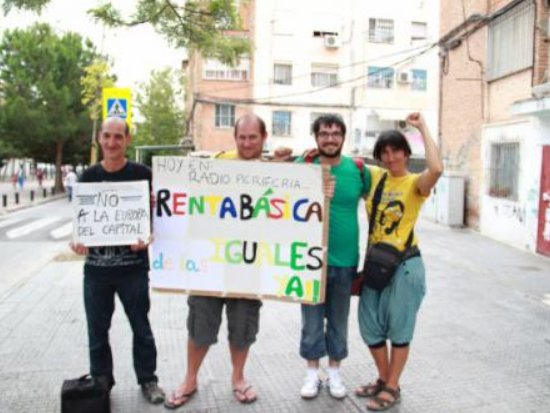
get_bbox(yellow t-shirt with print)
[214,150,238,160]
[366,165,428,251]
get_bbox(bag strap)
[368,172,387,236]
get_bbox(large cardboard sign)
[72,181,151,247]
[150,157,328,304]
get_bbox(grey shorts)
[187,295,262,349]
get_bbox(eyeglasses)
[317,131,344,139]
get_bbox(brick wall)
[439,0,547,229]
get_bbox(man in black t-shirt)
[70,117,165,404]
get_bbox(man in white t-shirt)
[64,167,78,202]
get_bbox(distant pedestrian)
[355,113,443,411]
[36,168,44,188]
[16,165,25,190]
[64,167,77,202]
[10,173,17,190]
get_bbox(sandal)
[163,389,197,410]
[355,378,386,398]
[233,384,257,404]
[366,386,401,411]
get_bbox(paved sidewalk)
[0,178,65,214]
[1,219,550,412]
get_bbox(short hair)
[234,113,267,137]
[372,129,412,161]
[311,114,346,136]
[101,117,130,136]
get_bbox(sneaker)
[327,374,347,399]
[300,375,322,399]
[141,381,165,404]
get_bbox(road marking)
[543,294,550,307]
[6,216,63,239]
[50,222,73,240]
[0,217,26,229]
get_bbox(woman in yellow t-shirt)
[355,113,443,411]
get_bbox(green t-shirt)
[297,155,371,267]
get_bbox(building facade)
[185,0,439,156]
[439,0,550,256]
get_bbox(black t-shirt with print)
[80,161,152,276]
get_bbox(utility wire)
[198,41,438,104]
[198,42,436,95]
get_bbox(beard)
[318,145,342,158]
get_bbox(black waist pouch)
[363,243,403,291]
[61,375,110,413]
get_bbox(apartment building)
[439,0,550,256]
[185,0,439,156]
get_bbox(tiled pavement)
[1,219,550,412]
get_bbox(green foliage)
[81,58,116,122]
[0,23,99,188]
[132,67,185,161]
[1,0,49,14]
[2,0,251,65]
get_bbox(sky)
[0,0,185,90]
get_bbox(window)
[203,59,250,81]
[215,104,235,128]
[311,64,339,87]
[489,143,519,200]
[274,64,292,85]
[411,22,428,43]
[487,1,534,80]
[411,69,427,91]
[369,18,394,43]
[272,111,292,136]
[367,66,394,89]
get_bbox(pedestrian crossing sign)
[107,98,127,118]
[102,87,132,129]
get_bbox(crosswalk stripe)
[0,217,26,229]
[50,222,73,240]
[6,216,63,239]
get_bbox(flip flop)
[163,388,197,410]
[233,384,257,404]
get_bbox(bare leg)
[386,346,409,389]
[177,339,208,393]
[307,359,320,369]
[369,344,390,382]
[366,345,409,410]
[328,359,340,368]
[230,344,257,402]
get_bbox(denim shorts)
[358,256,426,345]
[187,295,262,349]
[300,266,356,361]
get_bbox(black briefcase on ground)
[61,375,110,413]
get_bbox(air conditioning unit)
[397,70,411,83]
[324,34,341,48]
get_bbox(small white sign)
[72,181,151,247]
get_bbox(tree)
[81,58,116,164]
[0,23,99,191]
[133,67,185,163]
[2,0,250,65]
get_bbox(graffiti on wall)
[493,203,526,224]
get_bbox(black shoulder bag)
[361,173,416,291]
